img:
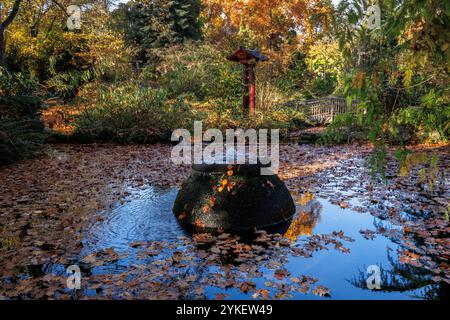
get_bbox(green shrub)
[0,69,45,164]
[72,82,196,143]
[389,90,449,143]
[71,77,306,143]
[318,113,363,144]
[155,43,242,102]
[204,99,306,137]
[0,69,41,118]
[44,70,85,100]
[42,31,137,100]
[0,118,45,165]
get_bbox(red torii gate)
[227,47,268,115]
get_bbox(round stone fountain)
[173,155,295,233]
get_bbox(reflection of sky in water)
[81,182,432,300]
[286,199,416,300]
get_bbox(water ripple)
[83,186,185,252]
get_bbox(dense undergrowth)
[0,69,45,164]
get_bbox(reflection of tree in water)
[350,248,449,300]
[285,192,322,241]
[349,152,450,300]
[397,153,445,194]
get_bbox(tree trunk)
[0,30,5,68]
[0,0,22,69]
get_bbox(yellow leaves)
[217,177,234,192]
[419,168,427,182]
[1,236,19,249]
[298,191,315,206]
[398,153,440,192]
[202,0,333,50]
[284,211,315,240]
[217,178,227,192]
[403,68,414,88]
[306,38,343,77]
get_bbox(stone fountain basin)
[173,163,295,232]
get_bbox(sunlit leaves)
[201,0,333,50]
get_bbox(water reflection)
[285,192,322,241]
[349,149,450,300]
[83,187,185,252]
[77,169,447,300]
[351,250,449,300]
[397,152,446,193]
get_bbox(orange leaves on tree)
[201,0,333,50]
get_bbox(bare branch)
[50,0,70,17]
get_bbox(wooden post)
[243,63,250,113]
[227,47,268,116]
[249,64,255,114]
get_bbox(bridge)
[285,96,360,124]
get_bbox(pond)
[5,148,446,300]
[75,154,448,300]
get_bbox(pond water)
[78,178,447,300]
[1,147,447,300]
[84,187,184,251]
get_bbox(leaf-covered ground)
[0,143,448,299]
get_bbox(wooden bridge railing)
[285,96,360,124]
